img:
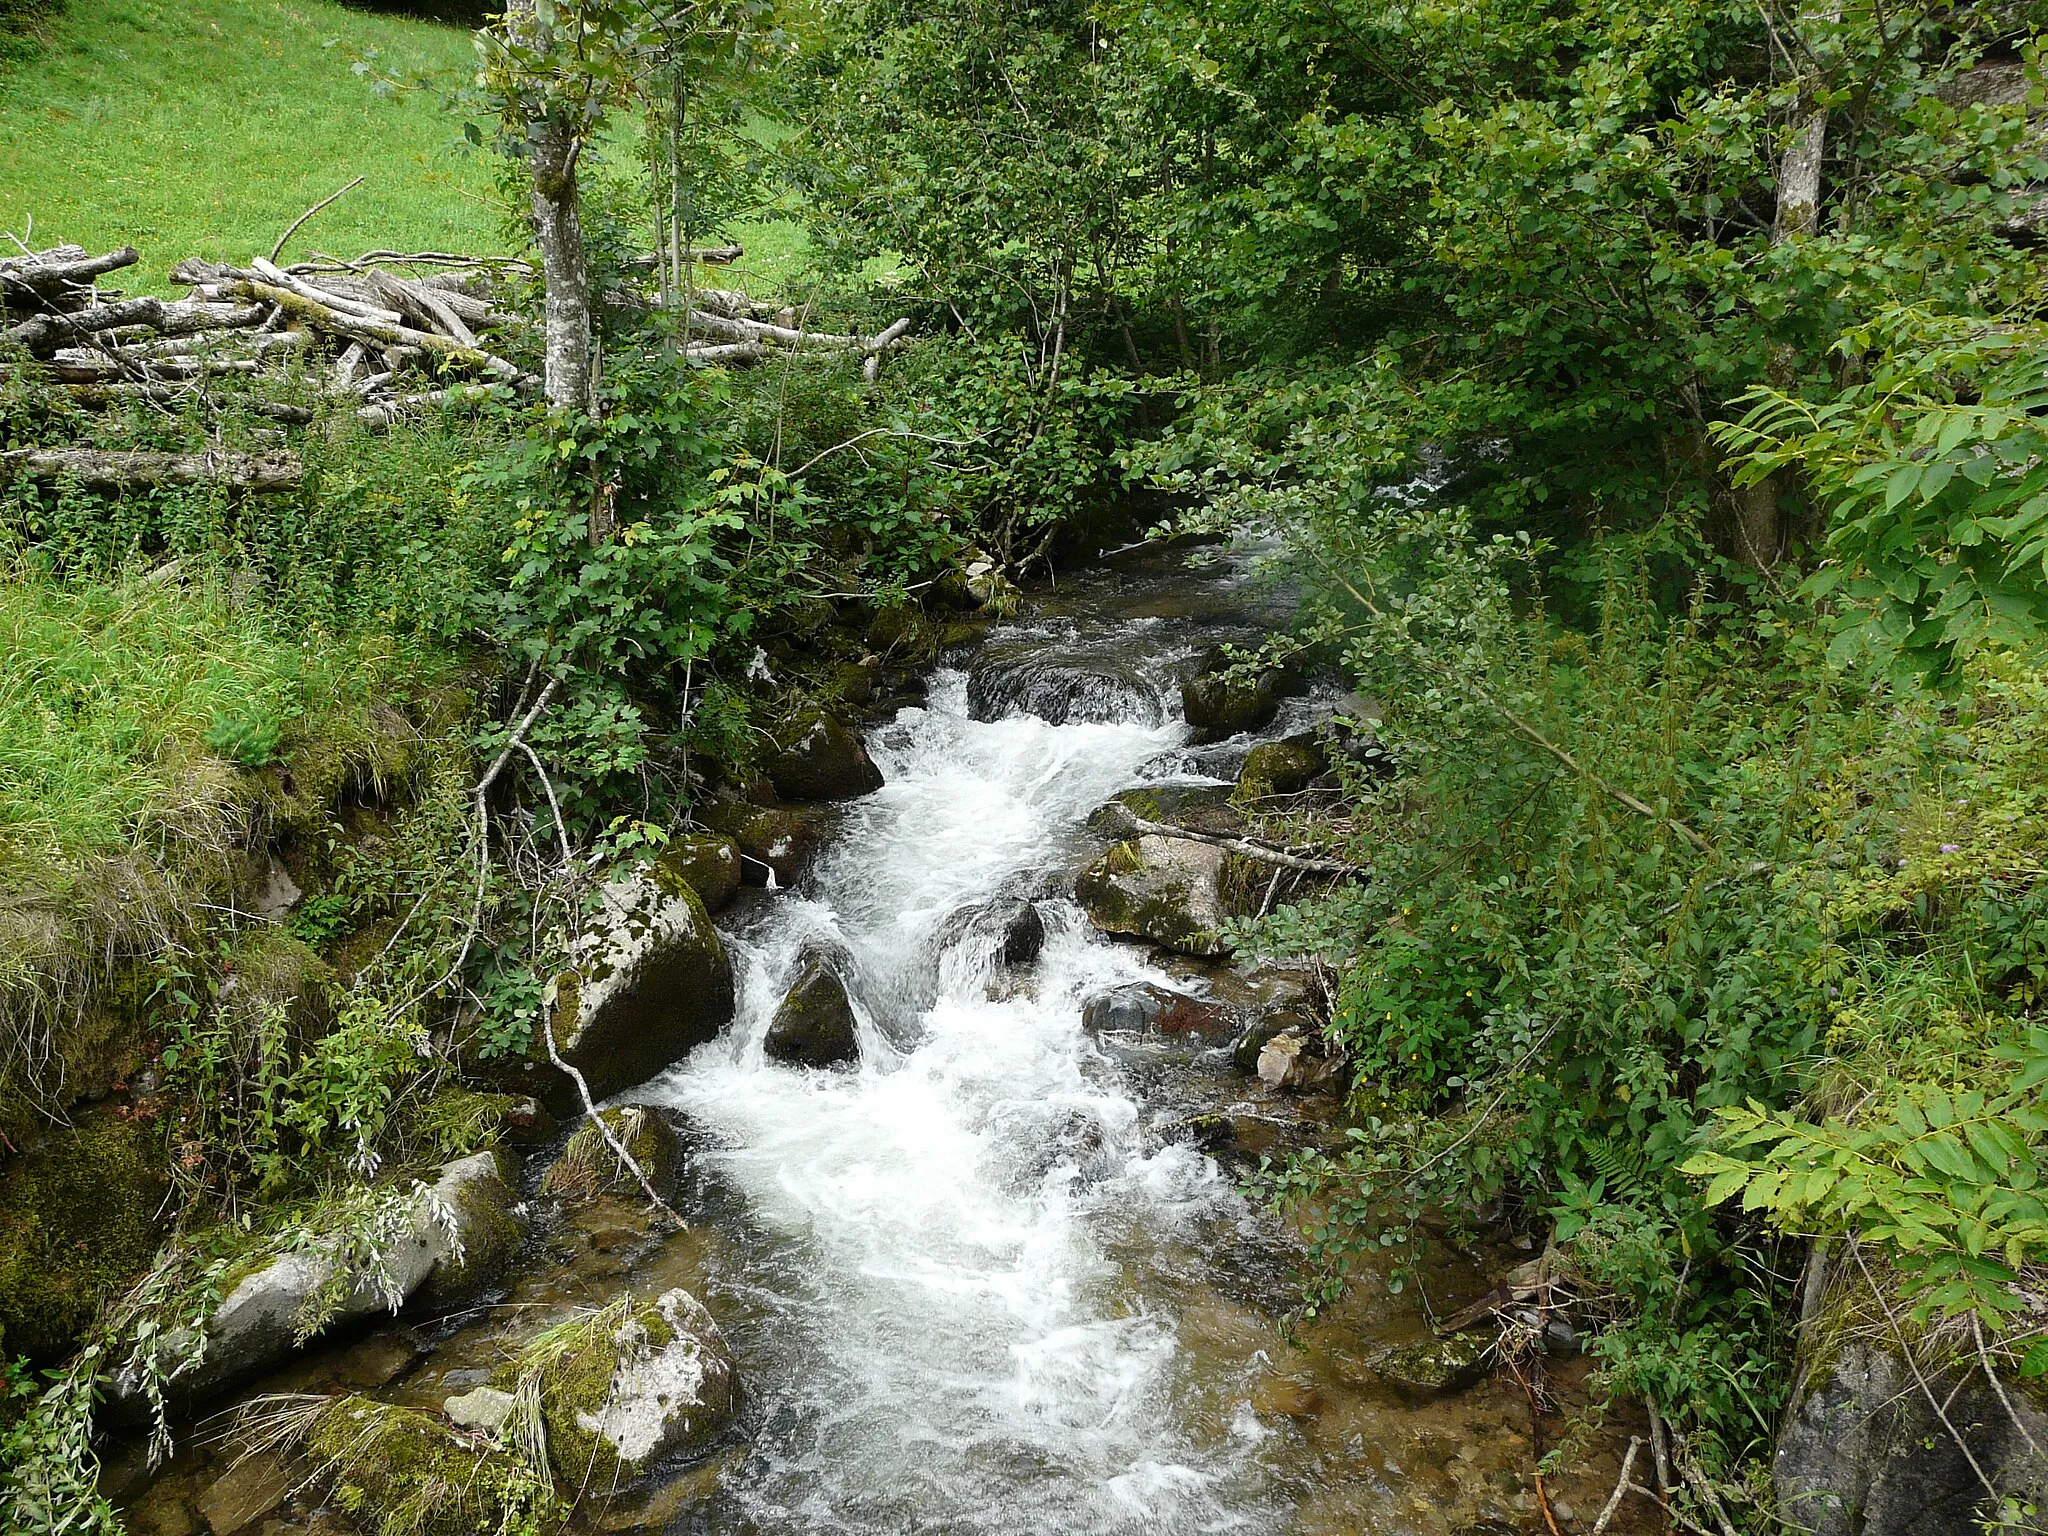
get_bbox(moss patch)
[0,1106,167,1362]
[309,1396,561,1536]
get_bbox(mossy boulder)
[309,1397,559,1536]
[545,870,734,1107]
[1075,836,1231,956]
[654,833,741,914]
[697,798,834,888]
[1235,737,1327,803]
[867,602,934,662]
[0,1106,167,1363]
[525,1289,737,1486]
[763,710,884,803]
[1181,669,1279,744]
[108,1152,522,1414]
[218,927,336,1044]
[1086,785,1241,839]
[763,952,860,1069]
[540,1107,685,1203]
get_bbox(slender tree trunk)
[529,119,593,412]
[1774,105,1828,242]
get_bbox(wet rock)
[765,709,884,802]
[546,869,734,1104]
[1075,836,1230,956]
[1087,784,1243,839]
[967,647,1162,726]
[444,1384,518,1436]
[1256,1027,1343,1091]
[1235,736,1327,802]
[764,951,861,1068]
[1082,983,1238,1040]
[195,1451,293,1535]
[1020,1107,1117,1187]
[532,1288,738,1485]
[1371,1333,1493,1395]
[654,833,741,914]
[1776,1337,2048,1536]
[111,1153,521,1413]
[541,1107,685,1203]
[699,798,834,887]
[1181,651,1283,744]
[999,901,1045,965]
[1232,1009,1311,1074]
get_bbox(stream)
[112,544,1651,1536]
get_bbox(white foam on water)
[643,667,1279,1533]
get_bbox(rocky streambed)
[108,542,1653,1536]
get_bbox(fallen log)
[626,245,744,271]
[43,355,264,383]
[5,447,303,491]
[104,301,268,341]
[681,341,766,366]
[356,383,512,426]
[0,245,139,309]
[7,296,166,355]
[49,384,314,423]
[366,269,478,347]
[228,279,529,385]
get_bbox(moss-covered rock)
[763,710,884,803]
[1086,785,1240,839]
[523,1289,737,1486]
[654,833,741,914]
[1370,1333,1492,1395]
[309,1396,561,1536]
[540,1107,684,1203]
[1181,669,1279,744]
[867,602,934,662]
[697,798,834,888]
[1234,738,1328,803]
[0,1106,167,1363]
[1075,835,1231,956]
[217,927,337,1044]
[763,953,860,1069]
[545,870,734,1106]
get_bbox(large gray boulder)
[764,951,861,1068]
[545,868,735,1105]
[110,1152,520,1413]
[1776,1337,2048,1536]
[1075,835,1231,956]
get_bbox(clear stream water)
[645,660,1277,1534]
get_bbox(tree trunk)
[529,119,594,412]
[1774,106,1828,241]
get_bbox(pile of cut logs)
[1,239,915,492]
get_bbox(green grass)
[0,563,404,866]
[0,0,505,283]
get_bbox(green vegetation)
[4,0,2048,1527]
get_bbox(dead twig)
[1592,1437,1643,1535]
[270,177,365,264]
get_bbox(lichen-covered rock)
[1235,737,1327,802]
[309,1396,559,1536]
[1233,1008,1314,1074]
[655,833,742,914]
[109,1152,521,1413]
[1076,836,1230,956]
[541,1106,685,1203]
[764,710,884,802]
[546,870,734,1105]
[0,1106,167,1363]
[1775,1337,2048,1536]
[764,952,860,1069]
[1256,1027,1343,1091]
[698,798,834,888]
[530,1289,738,1486]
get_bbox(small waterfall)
[642,666,1279,1533]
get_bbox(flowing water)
[645,659,1275,1534]
[112,547,1655,1536]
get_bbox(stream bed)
[112,545,1652,1536]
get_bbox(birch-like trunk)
[529,119,593,412]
